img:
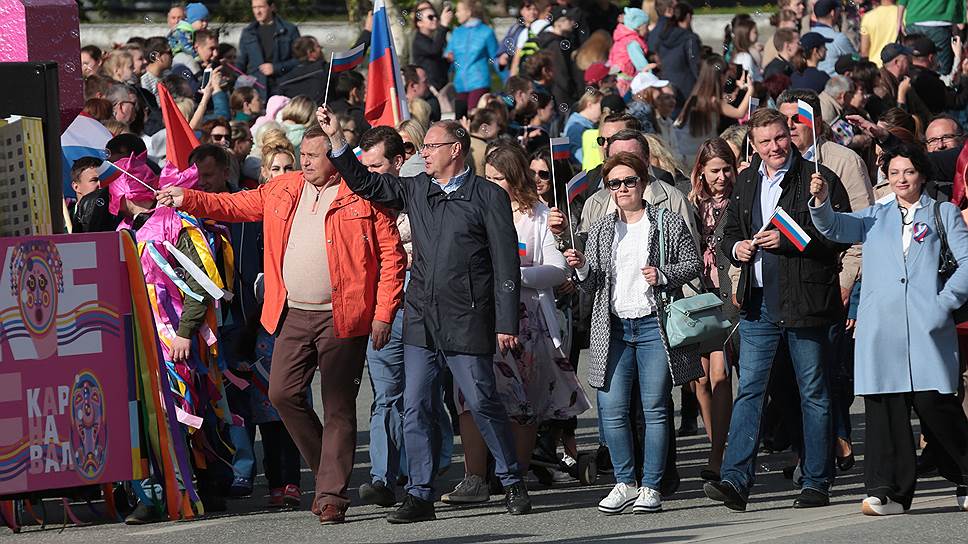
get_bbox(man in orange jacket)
[158,126,406,524]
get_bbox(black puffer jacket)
[655,24,702,106]
[330,149,520,355]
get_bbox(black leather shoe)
[793,488,829,508]
[596,444,614,475]
[360,480,396,507]
[703,480,747,511]
[504,483,532,515]
[677,420,700,437]
[387,494,436,524]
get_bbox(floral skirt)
[456,291,591,425]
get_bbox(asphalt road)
[7,351,968,543]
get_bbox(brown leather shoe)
[318,504,346,525]
[311,496,320,516]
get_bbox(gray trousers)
[402,343,521,501]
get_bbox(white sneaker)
[598,482,638,514]
[633,486,662,514]
[957,486,967,511]
[861,496,905,516]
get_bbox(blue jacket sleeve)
[939,202,968,312]
[846,279,861,320]
[627,41,649,72]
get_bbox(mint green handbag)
[656,208,735,349]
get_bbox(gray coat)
[810,193,968,395]
[577,204,704,389]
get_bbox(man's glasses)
[530,168,551,181]
[605,176,641,190]
[419,141,457,152]
[926,133,963,147]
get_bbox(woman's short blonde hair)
[279,95,316,127]
[398,119,427,147]
[643,133,685,174]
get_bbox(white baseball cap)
[630,71,669,95]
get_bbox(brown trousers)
[268,308,367,509]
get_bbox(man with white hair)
[819,75,854,125]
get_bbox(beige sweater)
[282,181,339,311]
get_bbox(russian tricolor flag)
[768,206,812,251]
[566,170,588,203]
[364,0,410,128]
[550,137,570,161]
[61,113,121,198]
[331,43,366,73]
[518,242,527,257]
[796,99,814,129]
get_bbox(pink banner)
[0,232,138,494]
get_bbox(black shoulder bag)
[933,201,968,324]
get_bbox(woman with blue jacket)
[445,0,499,117]
[809,142,968,517]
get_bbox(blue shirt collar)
[433,166,472,194]
[802,144,816,162]
[758,153,793,186]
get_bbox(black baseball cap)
[800,32,834,52]
[834,54,859,75]
[880,43,914,64]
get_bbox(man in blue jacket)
[237,0,300,98]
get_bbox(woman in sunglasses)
[411,1,454,92]
[442,144,590,503]
[529,150,577,234]
[564,152,702,515]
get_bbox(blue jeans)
[402,344,520,501]
[597,314,672,490]
[722,289,833,496]
[367,307,452,486]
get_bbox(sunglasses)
[596,135,609,146]
[403,142,417,155]
[211,133,231,141]
[531,168,551,181]
[605,176,641,190]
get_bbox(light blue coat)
[810,193,968,395]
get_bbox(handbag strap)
[657,207,705,296]
[935,201,951,256]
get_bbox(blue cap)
[800,32,833,51]
[623,7,649,31]
[185,3,210,24]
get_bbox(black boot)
[387,494,436,524]
[360,480,397,507]
[504,483,532,515]
[124,502,164,525]
[703,480,747,512]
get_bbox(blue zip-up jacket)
[444,19,500,93]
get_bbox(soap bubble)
[560,39,572,51]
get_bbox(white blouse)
[610,217,657,318]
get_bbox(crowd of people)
[68,0,968,527]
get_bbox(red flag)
[157,84,200,171]
[365,0,410,127]
[952,139,968,207]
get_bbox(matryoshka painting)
[8,240,64,359]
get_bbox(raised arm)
[317,106,410,210]
[808,172,875,244]
[485,188,522,336]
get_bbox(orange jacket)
[180,172,405,336]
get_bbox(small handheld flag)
[324,44,367,107]
[566,171,589,203]
[518,242,527,257]
[796,99,820,173]
[331,44,366,73]
[550,137,571,161]
[768,206,812,251]
[61,114,118,197]
[365,0,411,128]
[796,99,814,128]
[353,146,363,159]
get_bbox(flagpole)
[323,52,335,107]
[107,161,157,193]
[548,140,559,211]
[564,191,576,249]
